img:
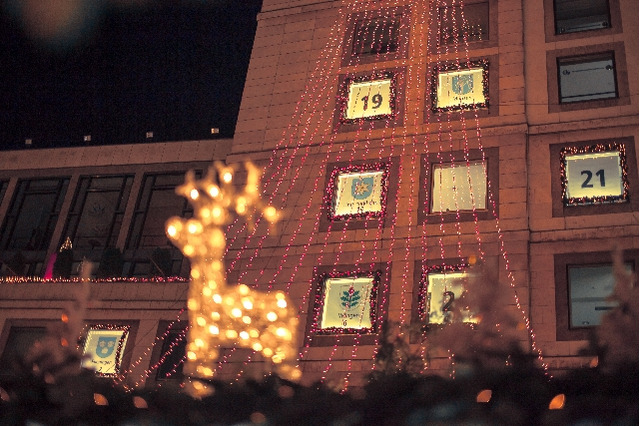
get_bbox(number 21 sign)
[562,144,627,205]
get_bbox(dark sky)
[0,0,262,150]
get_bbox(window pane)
[156,329,186,380]
[439,2,489,45]
[569,265,618,327]
[352,19,399,56]
[559,56,616,103]
[431,161,487,213]
[0,327,48,373]
[555,0,610,34]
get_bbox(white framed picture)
[332,169,385,218]
[320,276,375,330]
[435,65,487,110]
[344,77,393,120]
[563,149,624,203]
[81,325,129,377]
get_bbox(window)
[306,265,388,346]
[320,159,399,232]
[558,53,617,103]
[342,6,409,66]
[438,1,489,45]
[550,137,638,217]
[555,250,637,340]
[418,266,478,326]
[431,160,487,213]
[0,180,8,205]
[151,322,187,381]
[554,0,610,34]
[0,178,69,251]
[0,178,69,276]
[420,148,498,223]
[63,175,134,250]
[344,77,394,121]
[0,326,47,375]
[352,19,399,56]
[561,143,628,206]
[125,172,195,277]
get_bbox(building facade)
[0,0,637,389]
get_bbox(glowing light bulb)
[190,189,199,200]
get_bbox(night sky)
[0,0,262,150]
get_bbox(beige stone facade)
[0,0,637,389]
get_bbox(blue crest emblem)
[452,74,474,95]
[351,177,374,200]
[96,336,117,358]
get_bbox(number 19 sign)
[344,78,393,120]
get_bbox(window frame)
[554,250,637,341]
[419,148,499,224]
[79,321,137,378]
[0,319,53,377]
[543,0,621,42]
[341,6,410,67]
[550,137,638,217]
[546,43,629,113]
[305,264,389,347]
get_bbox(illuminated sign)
[320,276,374,330]
[436,66,486,110]
[564,150,624,202]
[81,325,129,377]
[332,169,385,217]
[344,78,393,120]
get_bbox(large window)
[63,175,134,250]
[554,250,637,340]
[152,323,187,381]
[420,148,498,223]
[546,43,628,112]
[125,172,195,277]
[342,6,409,66]
[0,178,69,276]
[554,0,611,34]
[558,53,617,104]
[0,178,69,251]
[417,266,478,326]
[438,1,489,45]
[0,325,48,376]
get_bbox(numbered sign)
[436,67,486,109]
[333,169,384,217]
[425,271,477,324]
[344,78,393,120]
[320,276,374,330]
[81,326,129,376]
[564,150,623,201]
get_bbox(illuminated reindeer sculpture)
[166,162,300,397]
